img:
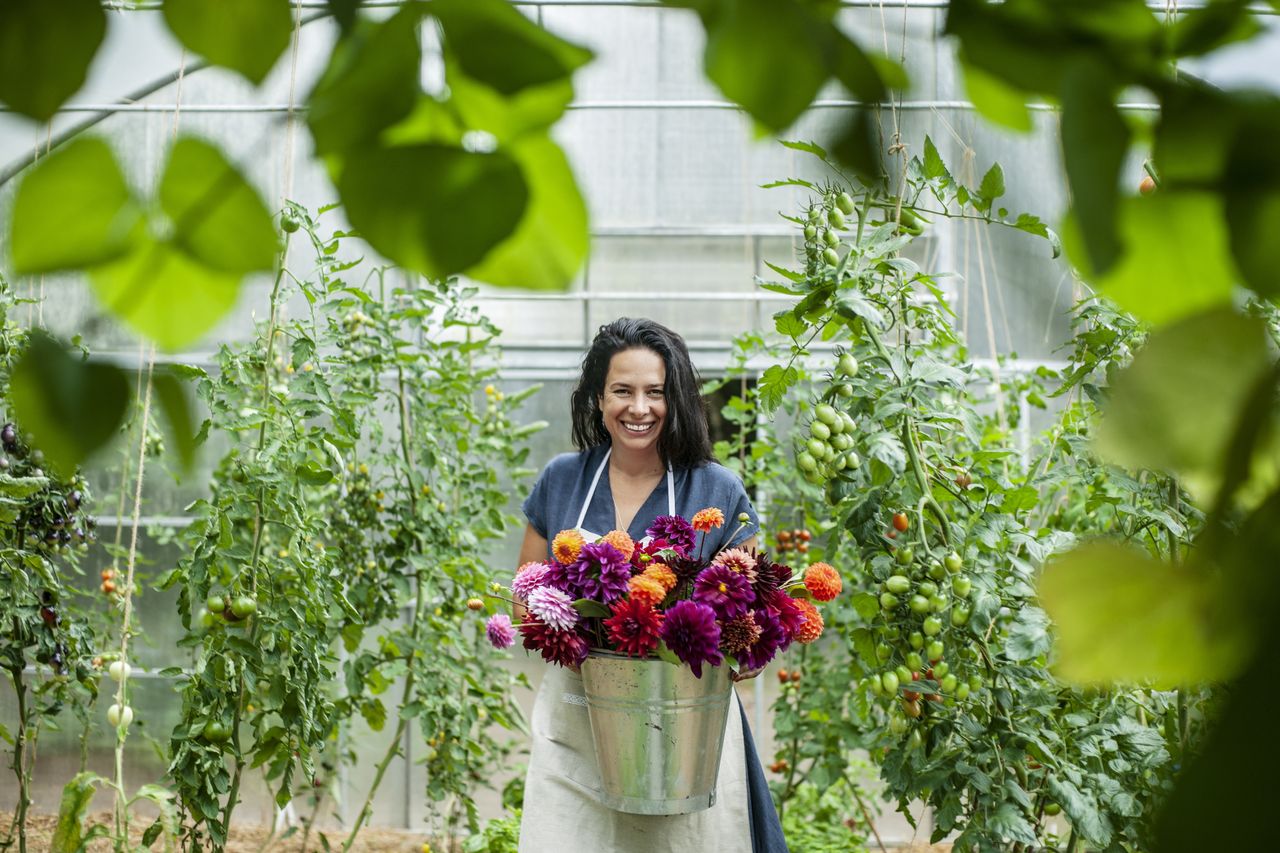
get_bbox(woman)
[516,318,788,852]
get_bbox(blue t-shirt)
[522,444,759,559]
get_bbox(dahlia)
[527,586,580,632]
[738,607,787,672]
[692,565,754,620]
[691,507,725,533]
[659,600,723,678]
[645,515,696,554]
[804,562,842,601]
[511,562,551,599]
[642,563,677,593]
[520,616,590,668]
[719,612,762,655]
[793,600,824,644]
[630,537,672,571]
[567,542,631,602]
[767,589,807,647]
[604,597,663,657]
[551,529,585,565]
[600,529,636,561]
[712,547,758,584]
[751,553,793,597]
[486,614,516,649]
[628,574,667,607]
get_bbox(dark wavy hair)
[570,318,713,469]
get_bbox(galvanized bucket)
[579,649,733,815]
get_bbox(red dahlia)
[604,597,663,657]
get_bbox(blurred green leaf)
[465,134,587,291]
[10,332,130,475]
[90,236,243,351]
[162,0,293,85]
[152,368,199,473]
[1060,59,1128,276]
[326,0,361,34]
[10,137,143,275]
[1222,97,1280,298]
[307,5,423,156]
[160,137,279,274]
[1040,543,1250,687]
[0,0,105,122]
[1064,193,1237,327]
[961,61,1032,133]
[1170,0,1260,57]
[1095,308,1270,497]
[338,143,528,279]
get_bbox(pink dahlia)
[604,597,663,657]
[659,600,723,679]
[520,616,589,668]
[567,542,631,602]
[486,614,515,649]
[692,565,755,620]
[512,562,552,599]
[527,586,580,632]
[645,515,695,554]
[712,547,758,583]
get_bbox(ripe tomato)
[797,529,811,542]
[892,512,909,532]
[1138,174,1156,195]
[903,700,922,721]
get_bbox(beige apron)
[519,449,753,852]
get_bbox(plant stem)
[7,663,28,853]
[842,770,887,853]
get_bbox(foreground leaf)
[0,0,105,122]
[162,0,293,85]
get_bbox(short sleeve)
[724,480,760,550]
[522,467,551,539]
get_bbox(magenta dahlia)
[766,589,807,647]
[486,614,515,649]
[737,607,787,672]
[519,616,589,668]
[693,565,755,620]
[567,542,631,602]
[603,597,663,657]
[526,586,580,632]
[659,600,723,678]
[645,515,696,554]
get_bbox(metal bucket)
[579,649,733,815]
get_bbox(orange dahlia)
[642,563,677,593]
[551,529,584,565]
[803,562,842,601]
[692,507,725,532]
[793,599,824,644]
[600,529,636,560]
[628,574,667,607]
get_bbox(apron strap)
[575,448,612,531]
[666,462,675,516]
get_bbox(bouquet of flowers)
[484,508,842,677]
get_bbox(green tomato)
[198,608,216,629]
[968,674,984,692]
[804,224,817,241]
[807,438,826,458]
[844,451,861,469]
[1044,803,1062,816]
[955,682,971,700]
[940,674,958,694]
[797,452,818,473]
[944,551,964,573]
[280,213,302,234]
[923,616,943,637]
[206,594,226,613]
[107,703,133,728]
[908,631,924,650]
[925,640,944,662]
[836,191,856,215]
[230,595,257,619]
[932,661,950,678]
[815,404,839,426]
[867,676,884,696]
[837,353,859,378]
[203,720,232,742]
[929,594,948,613]
[875,643,893,663]
[908,594,931,615]
[831,433,852,452]
[908,729,923,750]
[810,420,832,441]
[839,412,856,433]
[835,382,855,398]
[895,547,914,566]
[880,592,900,611]
[889,714,907,734]
[823,229,840,248]
[952,575,972,598]
[822,247,840,266]
[881,672,900,694]
[918,581,938,598]
[894,665,912,684]
[927,560,946,581]
[885,575,911,595]
[827,208,846,229]
[950,605,971,627]
[905,651,923,671]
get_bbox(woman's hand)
[730,665,764,682]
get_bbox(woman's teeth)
[624,422,653,433]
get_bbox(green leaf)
[162,0,293,85]
[464,135,586,291]
[160,137,279,274]
[1170,0,1261,57]
[1059,59,1129,275]
[338,142,528,280]
[774,310,807,339]
[1095,308,1269,498]
[10,332,130,475]
[1064,193,1237,327]
[1039,543,1251,687]
[572,599,611,618]
[976,163,1005,210]
[296,461,334,485]
[51,772,100,853]
[1222,98,1280,299]
[152,368,199,473]
[921,136,951,183]
[779,139,828,161]
[961,61,1032,133]
[758,364,800,413]
[0,476,47,500]
[655,641,682,667]
[326,0,361,34]
[987,802,1038,845]
[830,29,891,103]
[10,137,144,275]
[0,0,105,122]
[90,235,243,351]
[306,5,424,156]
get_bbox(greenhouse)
[1,0,1278,851]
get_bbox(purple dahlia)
[567,542,631,602]
[645,515,695,554]
[486,614,516,649]
[737,607,787,672]
[659,600,723,679]
[512,562,552,599]
[692,565,755,620]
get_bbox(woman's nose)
[630,397,649,415]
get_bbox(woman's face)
[599,347,667,456]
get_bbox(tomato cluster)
[2,422,97,554]
[774,527,811,554]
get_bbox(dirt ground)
[2,812,439,852]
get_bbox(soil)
[1,812,443,852]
